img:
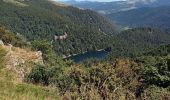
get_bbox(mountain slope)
[63,0,170,34]
[145,44,170,56]
[107,6,170,33]
[64,0,170,14]
[109,28,170,59]
[0,43,60,100]
[64,0,132,14]
[0,0,115,55]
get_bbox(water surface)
[65,50,109,63]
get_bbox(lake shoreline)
[63,49,106,59]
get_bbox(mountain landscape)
[64,0,170,14]
[0,0,170,99]
[107,6,170,33]
[65,0,170,33]
[0,0,115,55]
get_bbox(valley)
[65,0,170,33]
[0,0,170,99]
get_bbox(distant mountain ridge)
[107,6,170,33]
[63,0,170,14]
[63,0,170,33]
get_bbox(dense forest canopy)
[0,0,115,55]
[107,27,170,60]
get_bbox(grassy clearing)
[0,80,60,100]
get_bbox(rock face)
[54,32,68,40]
[1,43,43,80]
[0,40,4,46]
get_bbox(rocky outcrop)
[54,32,68,40]
[0,41,43,80]
[0,40,4,45]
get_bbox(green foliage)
[136,56,170,87]
[31,40,55,64]
[81,58,101,67]
[25,53,170,99]
[28,59,139,99]
[108,27,170,60]
[0,26,27,47]
[31,40,68,66]
[0,0,115,55]
[55,75,74,94]
[141,85,170,100]
[25,64,50,85]
[26,64,74,95]
[145,44,170,56]
[31,40,51,53]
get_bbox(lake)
[65,50,109,63]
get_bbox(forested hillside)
[64,0,170,34]
[107,6,170,33]
[145,44,170,56]
[0,0,115,55]
[109,28,170,59]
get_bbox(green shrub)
[136,56,170,87]
[31,40,57,65]
[26,64,50,85]
[0,26,27,47]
